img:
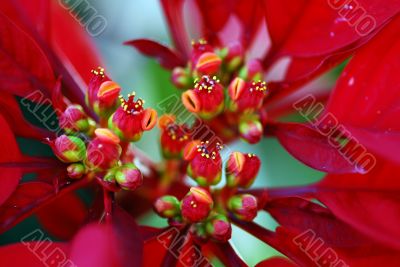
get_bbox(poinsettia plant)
[0,0,400,266]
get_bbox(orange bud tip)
[229,77,245,101]
[158,114,176,129]
[183,140,201,161]
[190,187,213,205]
[98,81,121,98]
[95,128,120,144]
[182,90,200,113]
[141,108,158,131]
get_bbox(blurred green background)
[0,1,329,266]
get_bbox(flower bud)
[159,115,190,159]
[228,194,258,222]
[226,152,261,188]
[109,92,157,142]
[182,75,224,119]
[86,129,121,170]
[239,59,263,81]
[219,42,244,71]
[172,67,191,89]
[59,105,89,134]
[184,140,223,186]
[67,163,85,179]
[115,163,143,191]
[87,67,121,117]
[195,52,222,75]
[154,195,181,218]
[181,187,213,223]
[228,78,267,113]
[51,135,86,163]
[239,117,263,144]
[205,214,232,242]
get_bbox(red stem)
[103,188,114,224]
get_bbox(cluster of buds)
[153,149,261,243]
[154,187,232,243]
[158,115,190,159]
[170,39,268,144]
[47,68,156,192]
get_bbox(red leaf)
[160,0,190,59]
[0,242,68,267]
[256,257,296,267]
[112,206,144,266]
[0,182,53,232]
[194,0,234,44]
[0,92,51,139]
[264,0,400,57]
[0,178,89,234]
[325,16,400,162]
[125,39,185,70]
[0,114,22,206]
[272,122,360,174]
[0,11,55,98]
[0,0,101,85]
[316,165,400,250]
[36,192,87,240]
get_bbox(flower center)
[194,75,220,94]
[118,92,145,114]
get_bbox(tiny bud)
[228,80,267,113]
[195,52,222,75]
[108,94,157,142]
[154,195,181,218]
[181,187,213,222]
[239,117,263,144]
[226,152,261,188]
[172,67,191,89]
[87,68,120,117]
[95,128,120,144]
[239,59,263,81]
[228,194,258,221]
[225,42,244,71]
[51,135,86,163]
[67,163,85,179]
[206,214,232,242]
[185,140,223,186]
[59,105,89,134]
[159,115,190,159]
[97,81,121,106]
[115,163,143,191]
[182,75,224,119]
[86,137,121,170]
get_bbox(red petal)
[0,11,55,98]
[69,224,121,267]
[256,257,296,267]
[325,16,400,162]
[36,192,87,240]
[272,122,360,173]
[264,0,400,57]
[125,39,185,70]
[0,114,22,206]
